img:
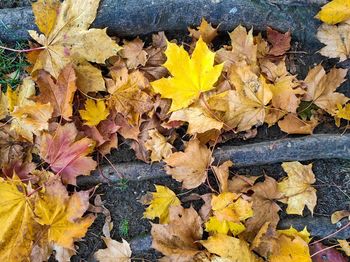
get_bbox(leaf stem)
[0,45,45,53]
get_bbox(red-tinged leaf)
[310,242,348,262]
[39,123,96,185]
[267,27,291,56]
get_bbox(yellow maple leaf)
[143,185,181,224]
[335,103,350,126]
[316,0,350,25]
[201,234,262,261]
[34,181,95,249]
[29,0,121,93]
[164,139,214,189]
[278,162,317,215]
[151,37,223,111]
[278,226,311,243]
[270,233,311,262]
[205,192,253,235]
[0,176,37,261]
[144,129,173,162]
[79,99,109,127]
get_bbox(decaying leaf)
[143,185,181,224]
[212,160,233,193]
[119,38,148,69]
[205,192,253,235]
[151,206,203,260]
[267,27,291,56]
[151,37,223,111]
[338,240,350,256]
[201,234,262,261]
[144,129,173,162]
[168,104,223,134]
[278,114,318,135]
[94,237,132,262]
[164,139,214,189]
[39,123,96,184]
[29,0,121,92]
[335,103,350,126]
[303,65,348,115]
[79,99,110,127]
[188,18,218,44]
[35,64,77,120]
[331,210,350,224]
[278,162,317,215]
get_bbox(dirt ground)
[0,0,31,9]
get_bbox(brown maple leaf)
[151,206,204,261]
[119,38,148,69]
[164,139,214,189]
[35,64,77,120]
[267,27,291,56]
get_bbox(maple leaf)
[270,230,312,262]
[168,103,223,135]
[188,18,218,44]
[303,65,349,114]
[0,176,37,261]
[29,0,121,92]
[144,129,173,162]
[34,178,95,249]
[212,160,233,193]
[11,101,53,142]
[205,192,253,235]
[316,22,350,62]
[151,206,204,260]
[209,64,273,132]
[201,234,262,261]
[216,25,258,70]
[39,123,97,185]
[151,37,223,111]
[335,103,350,126]
[278,114,318,135]
[94,237,132,262]
[143,185,181,224]
[35,64,77,120]
[164,139,214,189]
[244,176,282,241]
[278,227,311,244]
[278,162,317,215]
[107,70,152,125]
[0,125,26,167]
[267,27,291,56]
[316,0,350,25]
[119,38,148,69]
[79,99,110,127]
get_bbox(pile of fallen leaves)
[0,0,349,261]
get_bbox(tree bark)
[0,0,324,46]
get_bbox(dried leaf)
[317,22,350,62]
[331,210,350,224]
[151,206,203,260]
[143,185,181,224]
[94,237,132,262]
[164,139,214,189]
[144,129,173,162]
[188,18,218,44]
[39,123,96,185]
[212,160,233,193]
[278,162,317,215]
[267,27,291,56]
[35,65,77,120]
[278,114,318,135]
[119,38,148,69]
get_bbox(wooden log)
[0,0,325,46]
[77,134,350,186]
